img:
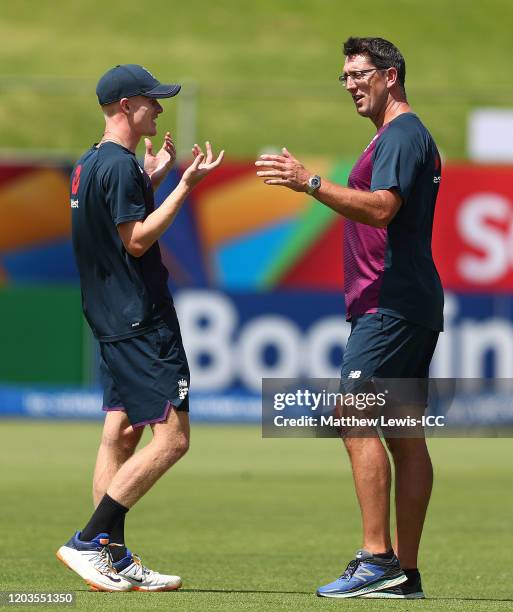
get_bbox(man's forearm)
[254,150,399,228]
[125,180,191,256]
[313,179,398,228]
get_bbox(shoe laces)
[132,554,151,578]
[340,559,359,580]
[107,545,152,579]
[86,546,113,576]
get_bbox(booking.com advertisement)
[2,161,513,426]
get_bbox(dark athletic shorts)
[341,313,439,406]
[100,307,190,428]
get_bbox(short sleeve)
[102,157,147,225]
[371,126,420,202]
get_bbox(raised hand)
[181,141,224,188]
[255,147,310,192]
[144,131,177,189]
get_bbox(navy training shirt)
[70,142,173,342]
[344,113,444,331]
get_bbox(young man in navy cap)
[57,64,224,592]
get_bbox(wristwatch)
[306,175,321,195]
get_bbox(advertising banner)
[2,160,513,421]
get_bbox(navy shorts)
[100,307,190,428]
[341,313,439,407]
[342,313,439,378]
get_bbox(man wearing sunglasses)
[256,37,443,599]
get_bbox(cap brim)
[145,84,181,99]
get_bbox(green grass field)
[1,0,513,159]
[1,421,512,611]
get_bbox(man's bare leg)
[62,408,189,591]
[107,407,189,508]
[80,407,188,543]
[343,436,392,553]
[385,437,433,569]
[93,411,144,505]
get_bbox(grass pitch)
[1,0,513,159]
[1,421,512,611]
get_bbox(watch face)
[311,176,321,188]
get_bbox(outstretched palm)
[182,141,225,187]
[144,131,177,189]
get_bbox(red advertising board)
[433,165,513,292]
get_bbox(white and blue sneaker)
[111,549,182,592]
[316,549,407,598]
[56,532,132,592]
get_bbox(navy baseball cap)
[96,64,181,105]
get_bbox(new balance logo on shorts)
[348,370,361,379]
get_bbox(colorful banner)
[3,160,513,293]
[2,159,513,402]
